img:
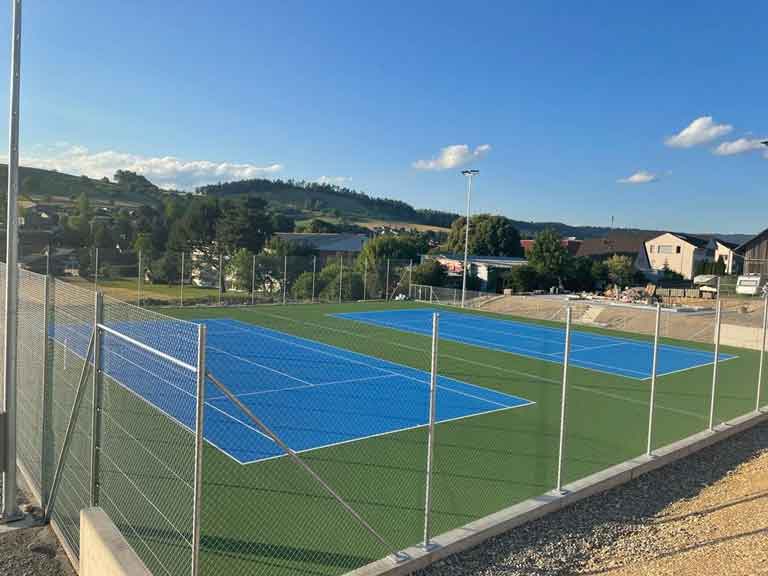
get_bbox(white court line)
[545,341,629,356]
[207,318,523,410]
[207,343,315,387]
[207,373,399,401]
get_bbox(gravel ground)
[0,490,75,576]
[416,422,768,576]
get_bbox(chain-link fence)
[3,262,767,576]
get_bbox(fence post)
[218,253,223,305]
[89,291,104,506]
[423,312,439,548]
[40,270,52,506]
[137,249,142,307]
[283,255,288,305]
[409,259,413,298]
[556,306,572,493]
[94,246,99,292]
[180,252,185,307]
[191,324,206,576]
[709,300,723,431]
[646,302,661,456]
[251,254,256,306]
[385,258,390,301]
[338,255,343,304]
[756,295,768,412]
[312,256,317,303]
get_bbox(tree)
[504,265,540,293]
[445,214,523,257]
[133,233,154,258]
[410,260,447,286]
[298,218,339,233]
[227,248,253,291]
[606,254,635,287]
[527,229,570,287]
[215,197,272,254]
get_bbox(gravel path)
[416,422,768,576]
[0,490,75,576]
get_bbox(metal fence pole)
[89,292,104,506]
[311,255,317,303]
[180,251,185,307]
[0,0,22,521]
[40,270,52,506]
[137,249,142,306]
[283,255,288,305]
[94,246,99,292]
[191,324,207,576]
[423,312,439,548]
[709,300,723,431]
[556,306,572,493]
[756,295,768,412]
[251,254,256,306]
[362,258,367,302]
[218,253,223,305]
[409,259,413,298]
[385,258,390,301]
[646,302,662,456]
[338,254,343,304]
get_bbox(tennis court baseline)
[332,308,735,380]
[51,317,532,465]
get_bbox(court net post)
[191,324,207,576]
[646,302,661,456]
[709,300,723,431]
[757,294,768,412]
[556,305,572,493]
[423,312,439,548]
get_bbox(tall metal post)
[460,170,478,308]
[251,254,256,305]
[137,249,142,306]
[646,303,662,456]
[362,258,367,301]
[283,254,288,305]
[218,253,223,305]
[385,258,390,301]
[756,295,768,412]
[93,247,99,292]
[709,300,723,431]
[40,268,52,506]
[1,0,23,521]
[180,251,185,307]
[409,259,413,298]
[423,312,439,548]
[191,324,207,576]
[89,292,104,506]
[311,255,317,303]
[556,306,572,493]
[338,254,343,304]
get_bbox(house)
[424,254,527,292]
[575,231,659,273]
[736,228,768,275]
[644,232,711,280]
[273,233,368,256]
[712,238,739,275]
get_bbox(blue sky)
[0,1,766,233]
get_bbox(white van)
[735,274,765,296]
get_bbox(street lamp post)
[460,169,479,308]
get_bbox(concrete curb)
[345,409,768,576]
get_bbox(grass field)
[132,299,764,576]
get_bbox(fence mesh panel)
[0,262,4,513]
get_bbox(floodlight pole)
[460,169,479,308]
[1,0,22,522]
[757,293,768,412]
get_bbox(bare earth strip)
[417,422,768,576]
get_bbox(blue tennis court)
[51,317,532,465]
[332,308,736,380]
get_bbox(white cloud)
[412,144,491,171]
[665,116,733,148]
[713,137,767,156]
[617,170,659,184]
[316,175,352,186]
[19,144,283,189]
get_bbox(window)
[658,245,675,254]
[676,246,681,254]
[649,245,654,253]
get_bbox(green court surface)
[156,300,762,576]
